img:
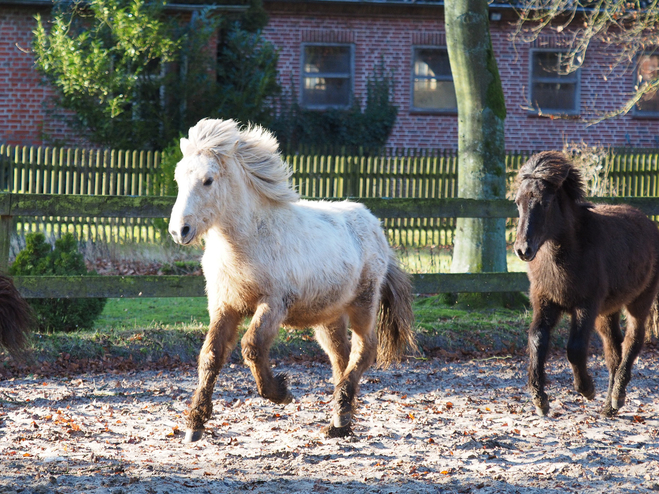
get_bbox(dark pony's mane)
[519,151,586,203]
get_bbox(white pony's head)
[169,118,298,245]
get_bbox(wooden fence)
[2,144,659,246]
[3,192,659,298]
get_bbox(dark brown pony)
[0,273,32,357]
[514,151,659,417]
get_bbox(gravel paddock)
[1,350,658,494]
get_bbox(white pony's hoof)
[184,428,204,443]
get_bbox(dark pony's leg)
[186,306,241,443]
[608,291,655,415]
[324,295,379,438]
[241,301,293,405]
[314,315,351,385]
[595,312,623,417]
[566,305,599,401]
[528,296,562,416]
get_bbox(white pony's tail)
[376,257,416,368]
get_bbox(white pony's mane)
[182,119,299,203]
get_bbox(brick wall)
[0,5,83,146]
[3,3,658,151]
[263,7,659,151]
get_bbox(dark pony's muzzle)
[514,239,537,262]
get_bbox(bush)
[270,60,398,153]
[10,233,107,332]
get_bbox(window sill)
[409,109,458,116]
[526,111,581,119]
[631,111,659,120]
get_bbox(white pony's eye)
[203,178,213,187]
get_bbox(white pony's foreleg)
[185,305,241,443]
[241,301,294,404]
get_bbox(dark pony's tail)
[376,256,416,368]
[0,273,32,357]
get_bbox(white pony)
[169,119,415,443]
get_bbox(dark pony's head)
[518,151,585,203]
[513,151,586,262]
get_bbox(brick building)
[2,0,659,150]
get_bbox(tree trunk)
[445,0,508,280]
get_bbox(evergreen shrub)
[10,233,107,332]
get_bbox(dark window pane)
[636,54,659,113]
[532,52,574,81]
[531,83,576,111]
[302,77,350,106]
[304,46,351,74]
[637,90,659,113]
[414,49,452,78]
[413,79,456,109]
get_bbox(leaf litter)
[0,348,658,493]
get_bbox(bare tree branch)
[511,0,659,120]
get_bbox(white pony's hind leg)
[314,315,351,385]
[241,301,294,404]
[324,299,379,438]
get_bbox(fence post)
[0,214,11,273]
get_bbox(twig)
[472,355,512,362]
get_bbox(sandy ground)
[1,350,658,494]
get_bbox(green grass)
[2,294,578,374]
[95,297,209,329]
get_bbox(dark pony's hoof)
[600,404,619,418]
[532,395,549,417]
[533,393,549,417]
[575,377,595,400]
[322,424,353,438]
[184,428,205,443]
[264,373,294,405]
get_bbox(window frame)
[300,43,354,110]
[527,48,581,116]
[632,51,659,118]
[410,45,457,114]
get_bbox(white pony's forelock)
[183,118,298,204]
[182,119,240,158]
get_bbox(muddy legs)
[320,308,378,438]
[598,307,646,417]
[566,307,597,402]
[185,308,241,443]
[242,302,293,405]
[527,299,562,416]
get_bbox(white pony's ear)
[180,137,191,156]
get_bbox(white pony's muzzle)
[169,222,196,245]
[169,195,197,245]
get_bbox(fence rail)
[4,193,659,298]
[11,272,532,298]
[3,144,659,246]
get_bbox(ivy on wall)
[269,62,398,153]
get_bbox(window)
[634,53,659,115]
[529,50,580,115]
[301,45,352,108]
[412,47,457,112]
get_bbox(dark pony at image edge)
[514,150,659,418]
[0,273,32,357]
